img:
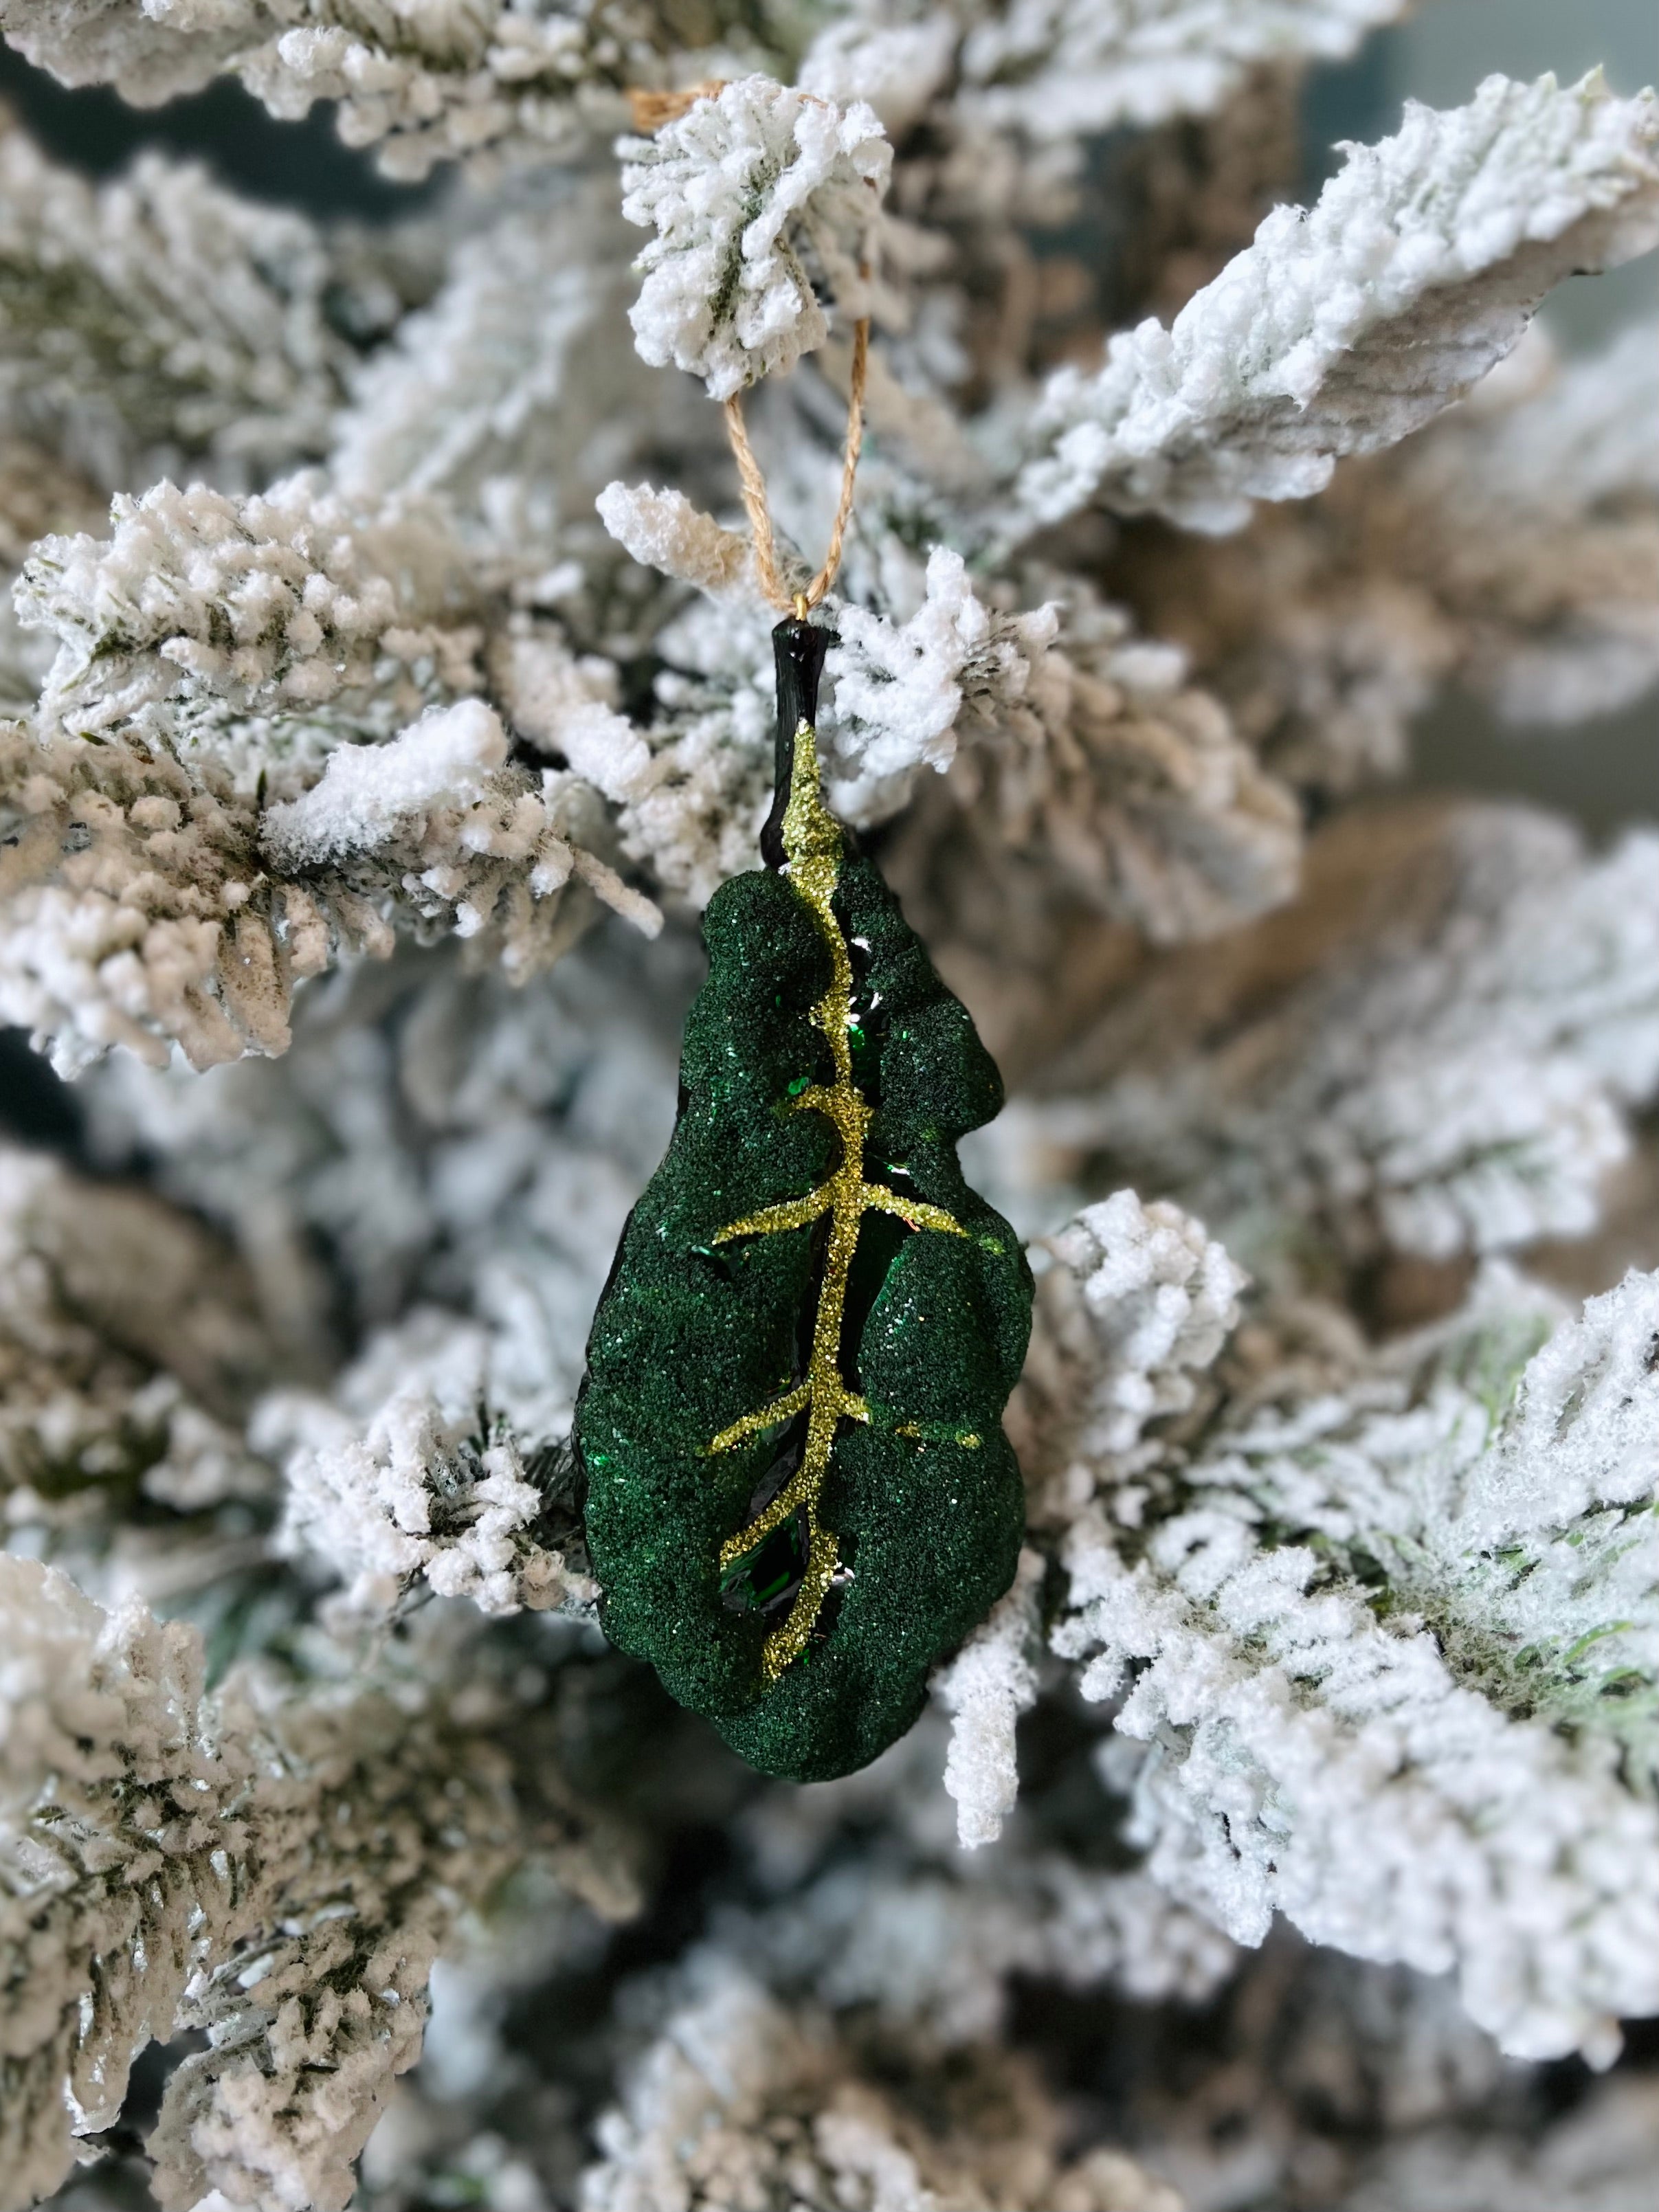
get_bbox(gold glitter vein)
[707,715,966,1684]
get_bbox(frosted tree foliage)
[0,0,1656,2206]
[1045,1231,1659,2062]
[1018,70,1659,531]
[619,75,891,400]
[956,2,1405,139]
[0,111,352,489]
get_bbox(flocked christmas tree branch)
[0,6,1654,2205]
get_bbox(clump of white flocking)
[830,547,1056,779]
[618,76,891,400]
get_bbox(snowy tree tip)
[618,74,891,400]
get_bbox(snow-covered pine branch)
[994,800,1659,1269]
[955,0,1411,142]
[1010,1187,1248,1527]
[594,480,753,602]
[0,0,666,180]
[263,1315,595,1620]
[1111,320,1659,794]
[935,1545,1044,1848]
[0,0,1415,189]
[830,548,1302,942]
[1018,71,1659,533]
[145,1655,633,2212]
[258,693,660,957]
[0,1143,274,1594]
[582,1952,1180,2212]
[0,1556,632,2212]
[1051,1250,1659,2062]
[0,711,337,1073]
[618,75,891,401]
[828,546,1062,798]
[0,1555,233,2211]
[724,1835,1238,2048]
[0,478,660,1072]
[0,112,353,494]
[801,2,1415,150]
[80,938,681,1451]
[507,551,778,905]
[329,182,678,547]
[1379,318,1659,730]
[592,500,1303,935]
[798,11,961,140]
[0,1,1656,2197]
[20,473,483,770]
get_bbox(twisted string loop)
[627,81,870,614]
[724,317,868,614]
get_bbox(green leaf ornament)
[576,617,1033,1781]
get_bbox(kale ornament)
[577,616,1032,1780]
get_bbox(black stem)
[761,616,832,871]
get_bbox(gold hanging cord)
[629,79,871,615]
